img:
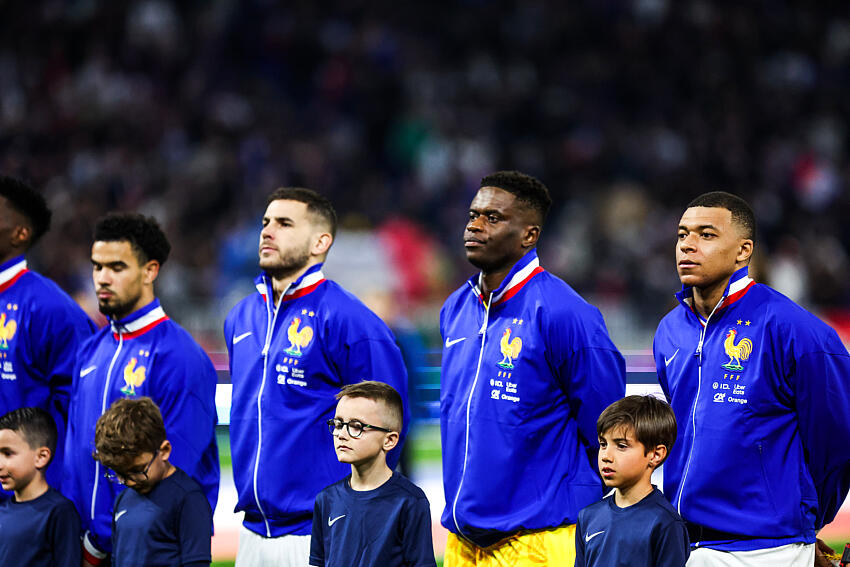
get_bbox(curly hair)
[93,397,166,472]
[0,407,58,465]
[0,175,51,246]
[267,187,338,237]
[480,170,552,227]
[93,212,171,265]
[336,380,403,433]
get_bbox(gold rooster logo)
[0,312,17,350]
[284,317,314,357]
[722,329,752,371]
[497,327,523,369]
[120,358,147,396]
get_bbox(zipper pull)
[261,344,269,357]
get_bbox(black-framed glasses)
[105,450,159,485]
[327,418,393,438]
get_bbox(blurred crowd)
[2,0,850,350]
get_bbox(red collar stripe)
[0,268,27,294]
[281,279,325,303]
[494,266,544,306]
[114,316,169,340]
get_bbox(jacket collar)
[0,256,27,293]
[467,249,544,307]
[255,263,326,304]
[110,298,169,339]
[676,265,755,326]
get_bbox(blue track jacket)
[654,266,850,551]
[0,256,95,491]
[225,264,409,538]
[440,249,626,547]
[63,299,220,555]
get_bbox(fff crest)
[721,328,752,372]
[120,357,147,396]
[284,317,314,357]
[497,327,523,369]
[0,312,17,350]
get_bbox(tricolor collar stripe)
[111,305,169,339]
[493,266,544,306]
[0,258,27,292]
[677,266,755,323]
[256,265,326,302]
[472,251,542,306]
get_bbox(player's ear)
[648,444,667,469]
[34,446,51,470]
[382,431,399,453]
[143,260,160,285]
[159,439,173,461]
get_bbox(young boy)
[309,381,435,567]
[93,397,212,567]
[576,395,690,567]
[0,407,81,566]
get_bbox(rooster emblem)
[120,357,147,396]
[498,328,523,369]
[284,317,314,357]
[0,313,17,350]
[721,329,752,371]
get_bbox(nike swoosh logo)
[115,510,127,521]
[585,530,604,542]
[664,349,680,367]
[328,514,346,527]
[80,366,97,378]
[445,337,466,348]
[233,332,253,345]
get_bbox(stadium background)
[2,1,850,563]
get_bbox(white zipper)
[252,277,284,537]
[451,290,492,538]
[91,328,124,521]
[675,297,724,528]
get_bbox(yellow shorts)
[444,524,577,567]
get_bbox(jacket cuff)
[83,532,107,565]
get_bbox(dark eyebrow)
[678,223,719,231]
[91,260,129,268]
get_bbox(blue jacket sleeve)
[402,494,437,567]
[793,348,850,528]
[149,345,220,515]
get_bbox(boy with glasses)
[309,381,435,567]
[94,397,212,567]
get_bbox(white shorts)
[235,525,311,567]
[687,542,815,567]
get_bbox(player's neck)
[613,478,653,508]
[270,260,321,304]
[14,474,49,502]
[349,457,392,491]
[692,277,731,319]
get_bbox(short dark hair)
[93,212,171,265]
[686,191,756,241]
[0,175,52,246]
[597,395,677,466]
[94,397,167,472]
[0,407,58,465]
[335,380,403,433]
[267,187,337,237]
[480,170,552,227]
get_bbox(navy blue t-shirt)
[576,488,690,567]
[309,472,436,567]
[0,487,81,567]
[111,467,211,567]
